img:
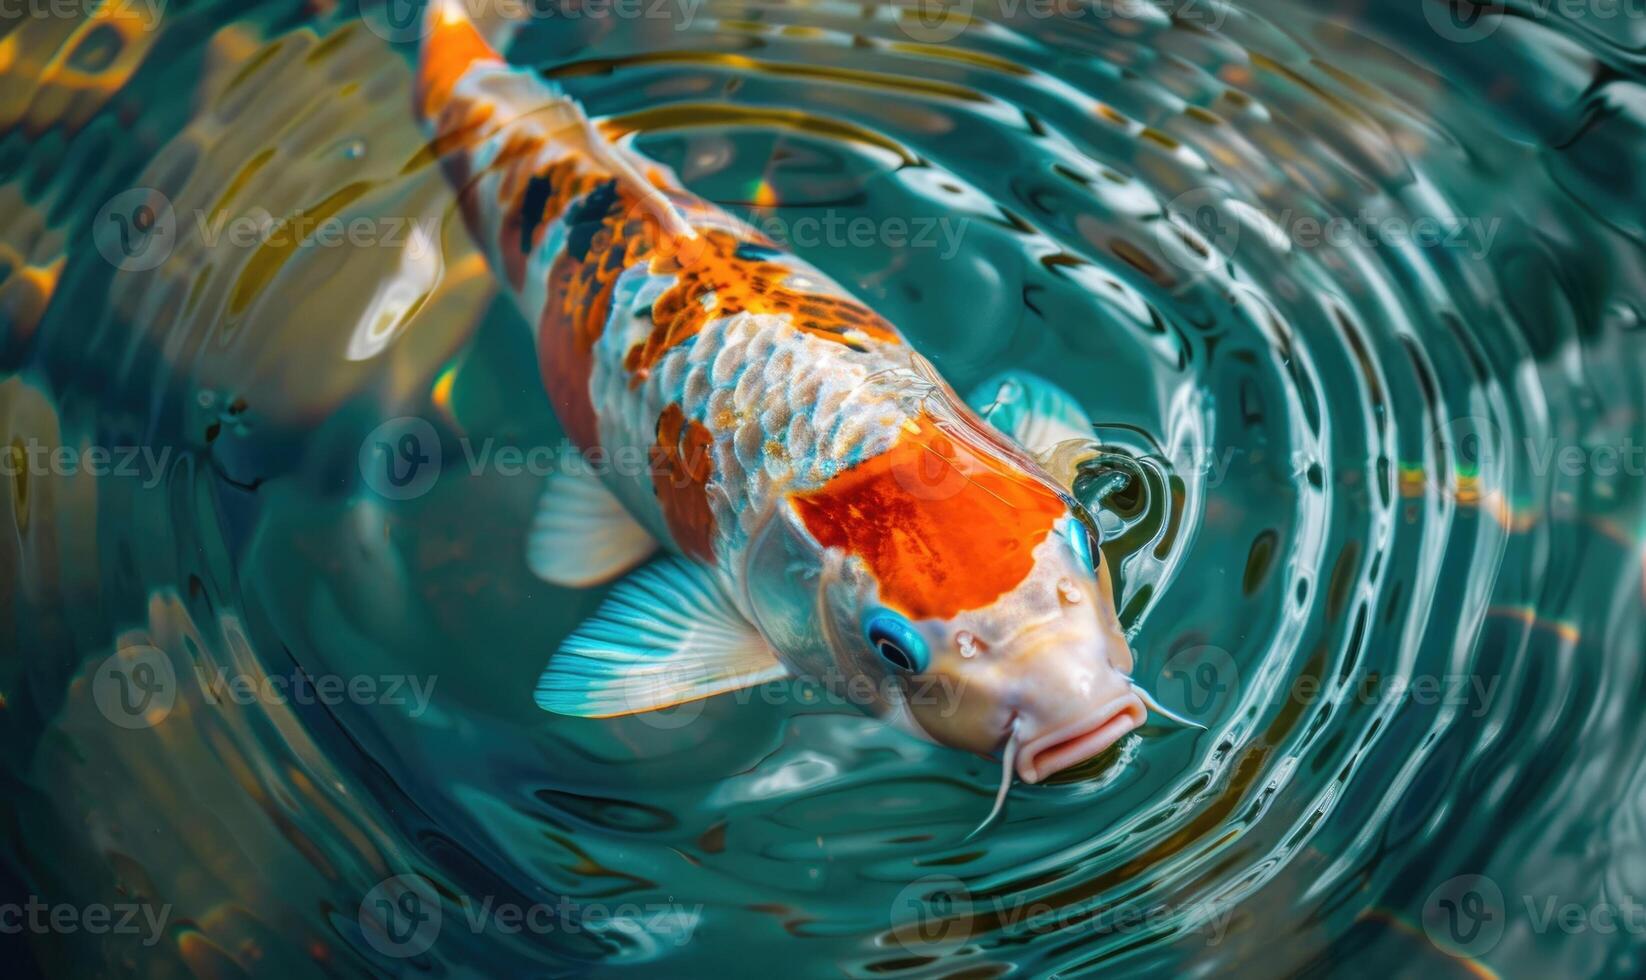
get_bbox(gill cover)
[742,503,836,675]
[742,501,918,726]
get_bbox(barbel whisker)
[1129,680,1207,731]
[966,720,1020,841]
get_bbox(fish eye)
[1064,517,1100,572]
[863,611,930,673]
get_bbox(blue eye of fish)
[1065,518,1099,572]
[864,612,929,673]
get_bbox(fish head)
[831,508,1143,784]
[748,410,1146,782]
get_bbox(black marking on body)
[564,179,621,263]
[520,172,556,256]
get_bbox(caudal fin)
[412,0,696,260]
[415,0,503,123]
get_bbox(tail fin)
[415,0,503,123]
[413,0,697,244]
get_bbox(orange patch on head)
[792,414,1068,620]
[650,404,718,563]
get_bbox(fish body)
[418,11,914,588]
[416,0,1176,803]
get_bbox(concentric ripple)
[1,0,1644,976]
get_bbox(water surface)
[2,0,1645,976]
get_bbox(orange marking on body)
[650,404,718,562]
[536,173,663,448]
[792,414,1067,620]
[416,1,501,120]
[491,135,551,290]
[623,227,901,387]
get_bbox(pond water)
[2,0,1644,975]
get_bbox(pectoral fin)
[967,370,1095,456]
[526,469,657,587]
[535,557,788,718]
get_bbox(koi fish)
[415,0,1197,832]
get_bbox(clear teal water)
[2,0,1645,976]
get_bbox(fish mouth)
[1014,696,1146,783]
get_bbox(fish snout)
[1013,692,1146,783]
